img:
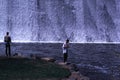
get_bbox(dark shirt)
[4,35,11,44]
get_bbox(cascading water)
[0,0,120,42]
[1,0,120,79]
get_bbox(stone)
[41,57,56,62]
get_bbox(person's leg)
[65,49,68,63]
[63,53,65,63]
[64,53,67,63]
[8,45,11,57]
[65,53,68,63]
[5,45,8,56]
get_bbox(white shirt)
[62,42,69,54]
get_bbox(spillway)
[0,0,120,42]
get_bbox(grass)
[0,58,71,80]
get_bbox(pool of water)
[0,43,120,80]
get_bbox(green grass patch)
[0,58,70,80]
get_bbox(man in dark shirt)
[4,32,11,57]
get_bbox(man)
[4,32,11,57]
[62,39,69,63]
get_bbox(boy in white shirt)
[62,39,69,63]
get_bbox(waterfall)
[0,0,119,42]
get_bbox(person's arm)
[4,36,6,42]
[66,43,69,48]
[63,43,66,49]
[9,37,11,43]
[65,44,69,49]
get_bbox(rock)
[30,54,41,60]
[80,76,89,80]
[69,72,80,80]
[12,53,25,58]
[13,53,22,56]
[68,71,89,80]
[41,57,56,62]
[57,62,72,70]
[71,64,79,72]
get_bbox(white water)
[0,0,120,42]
